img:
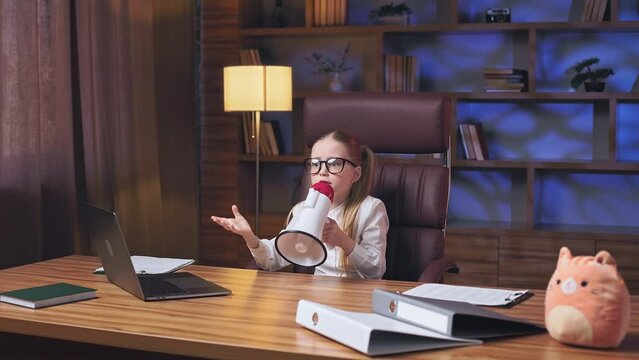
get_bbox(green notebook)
[0,283,96,309]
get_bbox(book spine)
[468,124,484,161]
[339,0,347,25]
[475,122,490,160]
[384,55,390,91]
[314,0,320,26]
[242,113,251,153]
[327,0,334,26]
[458,124,469,159]
[461,124,475,160]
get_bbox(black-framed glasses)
[303,157,358,175]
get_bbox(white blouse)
[249,196,389,279]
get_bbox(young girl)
[211,131,389,279]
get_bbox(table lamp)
[223,65,292,236]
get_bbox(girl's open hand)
[211,205,254,239]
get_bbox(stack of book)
[483,68,528,93]
[239,48,262,65]
[384,54,420,92]
[458,122,489,160]
[242,115,282,156]
[581,0,608,22]
[313,0,347,27]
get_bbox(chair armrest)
[418,257,459,283]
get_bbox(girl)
[211,131,388,279]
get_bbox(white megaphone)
[274,181,333,267]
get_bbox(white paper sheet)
[95,255,194,274]
[403,283,528,306]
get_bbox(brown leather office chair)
[302,92,458,282]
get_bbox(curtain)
[0,0,198,269]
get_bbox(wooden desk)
[0,256,637,359]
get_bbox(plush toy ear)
[594,250,617,267]
[557,246,573,267]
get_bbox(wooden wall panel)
[499,237,596,289]
[443,234,499,286]
[199,0,244,266]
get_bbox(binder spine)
[296,300,371,354]
[372,290,451,335]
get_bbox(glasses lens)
[326,158,345,174]
[304,159,321,174]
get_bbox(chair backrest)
[303,93,452,281]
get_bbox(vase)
[584,81,605,92]
[270,0,287,27]
[372,15,410,26]
[328,72,344,92]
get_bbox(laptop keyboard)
[138,275,187,295]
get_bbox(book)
[270,120,285,154]
[468,123,484,160]
[338,0,347,25]
[239,48,262,65]
[569,0,586,22]
[582,0,593,21]
[262,121,279,156]
[372,290,544,339]
[403,283,532,307]
[460,123,476,160]
[1,283,96,309]
[594,0,608,22]
[296,300,480,356]
[326,0,334,26]
[242,112,251,154]
[474,122,490,160]
[94,255,194,275]
[458,123,471,159]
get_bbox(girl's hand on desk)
[211,205,259,248]
[322,218,355,255]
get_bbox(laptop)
[81,202,231,301]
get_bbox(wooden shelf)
[453,160,639,172]
[452,92,639,101]
[447,220,639,241]
[534,223,639,239]
[294,91,639,101]
[238,154,305,163]
[240,21,639,37]
[448,220,528,232]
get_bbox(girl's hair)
[317,131,376,275]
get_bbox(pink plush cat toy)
[545,247,630,348]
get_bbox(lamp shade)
[223,66,292,112]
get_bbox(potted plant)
[304,43,352,92]
[369,2,413,25]
[570,57,614,92]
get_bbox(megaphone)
[274,181,333,267]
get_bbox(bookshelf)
[201,0,639,291]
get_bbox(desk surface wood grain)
[0,256,637,359]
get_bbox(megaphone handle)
[304,189,319,207]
